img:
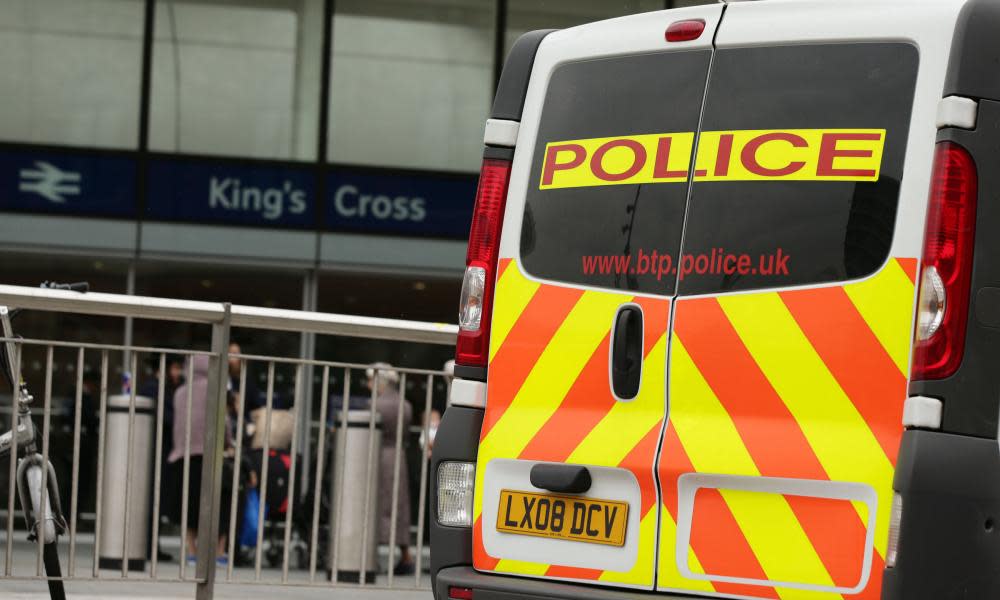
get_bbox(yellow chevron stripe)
[598,506,661,585]
[658,505,715,593]
[567,333,667,466]
[474,291,631,521]
[843,259,916,376]
[489,262,541,362]
[671,339,838,597]
[494,558,550,577]
[719,293,894,559]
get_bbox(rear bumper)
[434,566,706,600]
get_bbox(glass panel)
[519,50,712,294]
[327,0,495,172]
[0,0,144,148]
[678,43,919,295]
[149,0,323,160]
[504,0,663,55]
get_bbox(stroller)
[235,447,316,569]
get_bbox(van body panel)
[477,4,724,590]
[472,1,973,598]
[660,258,916,598]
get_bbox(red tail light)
[456,158,512,367]
[449,587,474,600]
[912,141,977,380]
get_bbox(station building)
[0,0,707,377]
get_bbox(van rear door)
[657,2,964,599]
[472,5,722,590]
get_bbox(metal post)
[68,348,84,577]
[195,304,232,600]
[297,271,317,500]
[123,264,136,372]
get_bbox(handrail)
[0,284,458,345]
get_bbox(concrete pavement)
[1,535,432,600]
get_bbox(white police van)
[431,1,1000,599]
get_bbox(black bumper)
[881,429,1000,599]
[435,566,707,600]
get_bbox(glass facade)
[505,0,663,55]
[0,0,144,149]
[0,0,708,168]
[328,0,496,172]
[149,0,323,160]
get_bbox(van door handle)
[611,305,643,399]
[530,463,592,494]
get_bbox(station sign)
[326,168,476,238]
[0,148,136,217]
[2,145,477,238]
[146,158,317,229]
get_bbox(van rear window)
[519,42,917,296]
[677,42,918,295]
[519,50,711,294]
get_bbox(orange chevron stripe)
[517,333,613,461]
[473,516,499,571]
[498,257,514,279]
[519,298,670,463]
[897,257,918,285]
[676,298,871,590]
[544,565,604,579]
[780,287,906,466]
[619,420,662,517]
[660,426,777,599]
[481,285,584,438]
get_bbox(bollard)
[329,409,381,583]
[98,394,154,571]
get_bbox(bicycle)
[0,281,88,600]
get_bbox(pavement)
[1,534,433,600]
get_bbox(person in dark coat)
[366,362,414,574]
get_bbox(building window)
[0,0,144,149]
[149,0,323,160]
[327,0,496,173]
[504,0,664,55]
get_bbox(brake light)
[912,142,977,380]
[456,158,512,367]
[666,19,705,42]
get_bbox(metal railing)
[0,284,457,599]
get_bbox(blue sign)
[0,149,136,217]
[326,169,477,238]
[147,159,317,229]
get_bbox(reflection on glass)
[0,0,144,148]
[149,0,323,160]
[504,0,664,55]
[327,0,495,172]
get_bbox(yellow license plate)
[496,489,629,547]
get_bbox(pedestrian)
[366,362,414,574]
[169,354,231,565]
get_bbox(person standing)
[366,362,414,574]
[169,354,231,565]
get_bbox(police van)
[430,1,1000,598]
